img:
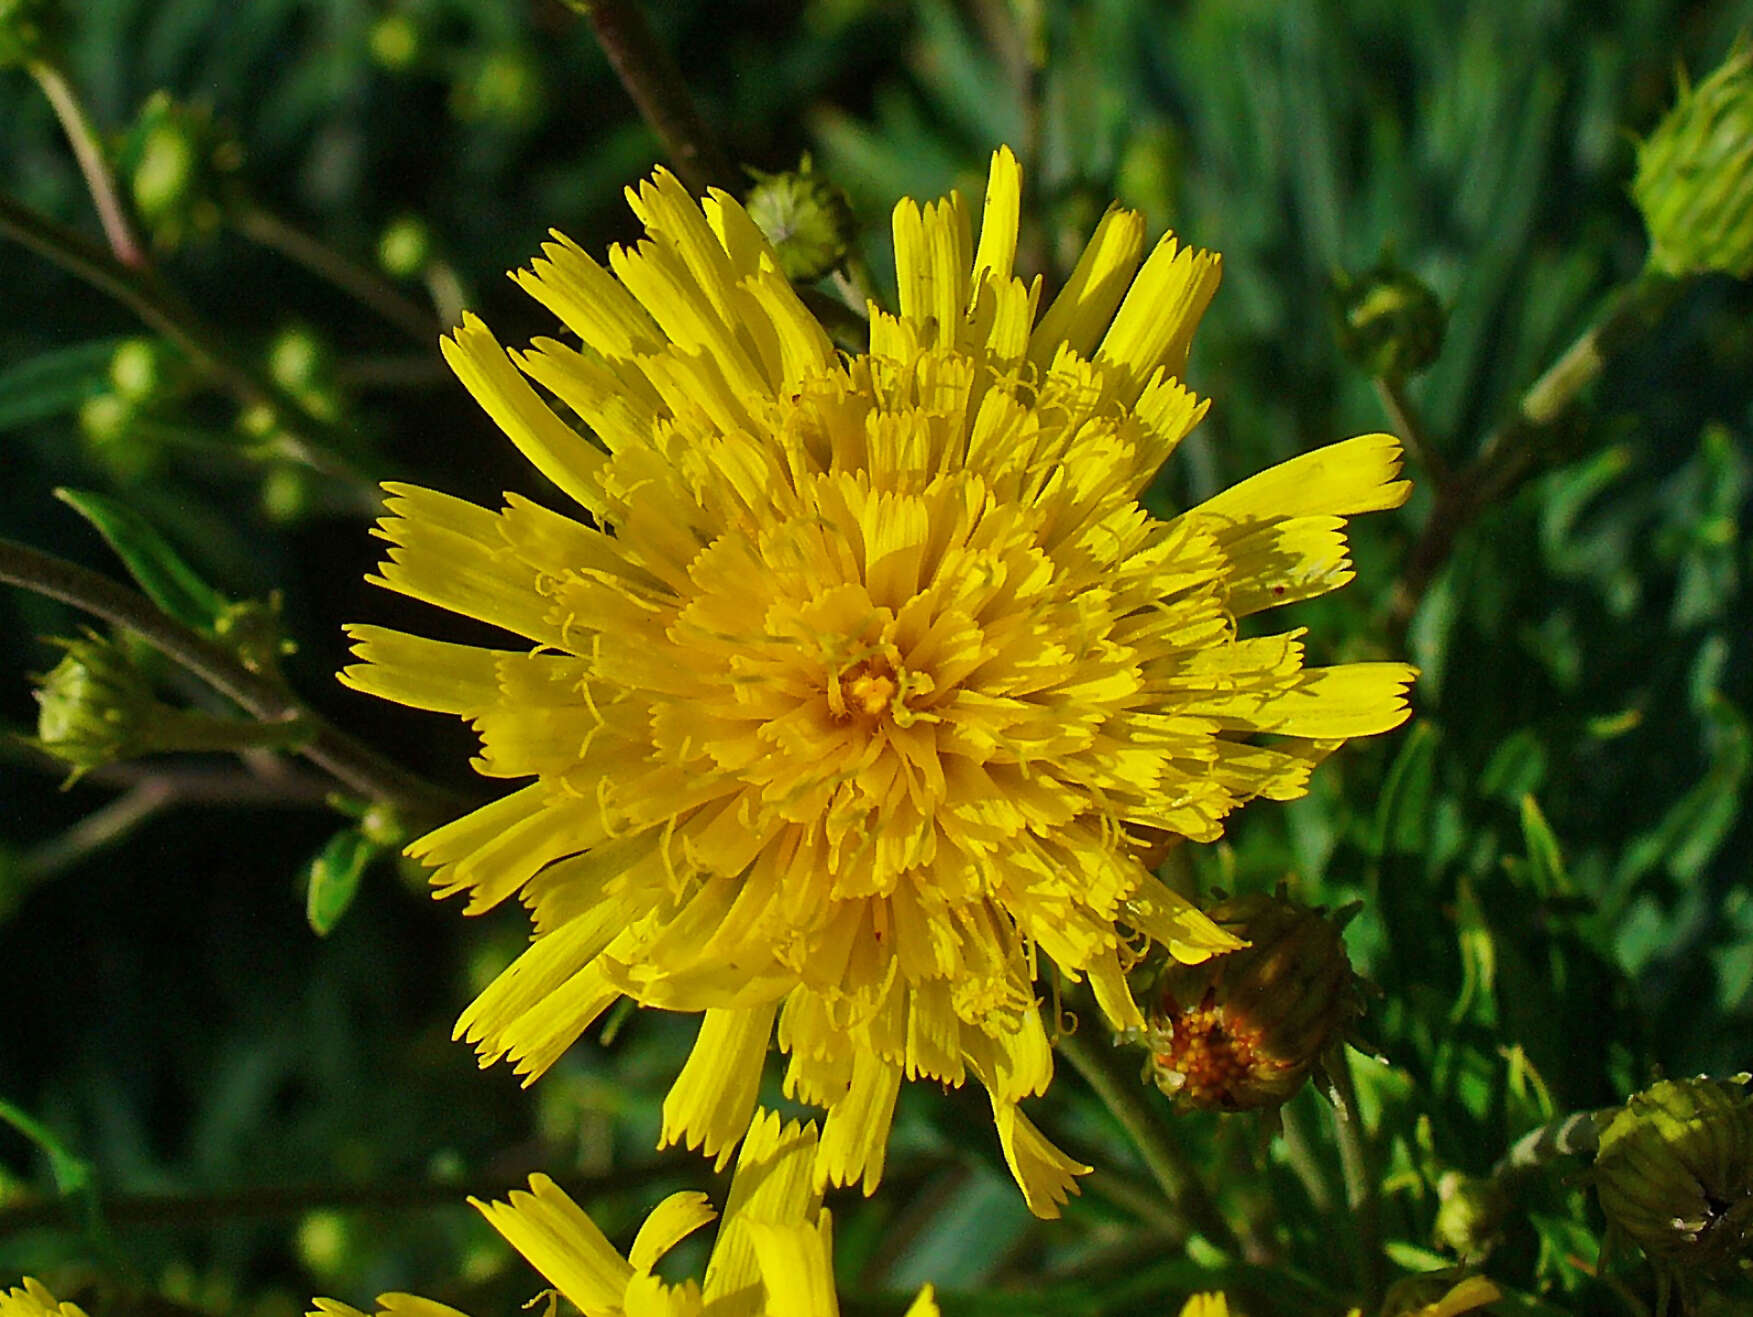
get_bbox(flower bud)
[123,92,244,251]
[1592,1075,1753,1275]
[0,0,58,68]
[213,596,295,676]
[1144,891,1363,1112]
[1634,43,1753,280]
[377,214,432,280]
[450,48,542,128]
[108,337,185,406]
[744,160,857,283]
[367,13,422,72]
[1433,1171,1511,1259]
[31,632,164,779]
[1331,262,1446,380]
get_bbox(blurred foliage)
[2,1,1751,1315]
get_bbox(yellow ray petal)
[629,1191,716,1274]
[1191,431,1412,528]
[661,1002,780,1171]
[441,315,607,514]
[472,1174,633,1317]
[338,625,508,715]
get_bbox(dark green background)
[2,2,1750,1313]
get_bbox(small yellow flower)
[342,147,1416,1215]
[0,1280,90,1317]
[311,1110,938,1317]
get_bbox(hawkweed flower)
[341,147,1416,1214]
[312,1109,938,1317]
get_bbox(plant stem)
[0,537,468,828]
[1054,1010,1243,1256]
[234,204,441,344]
[1387,269,1688,632]
[0,189,374,493]
[1326,1049,1384,1311]
[0,1158,692,1233]
[28,58,147,269]
[1373,375,1453,489]
[563,0,738,194]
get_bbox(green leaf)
[0,1097,93,1196]
[1370,719,1440,859]
[0,338,124,431]
[56,486,233,631]
[1515,795,1574,899]
[303,828,380,937]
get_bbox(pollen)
[1151,993,1270,1110]
[842,659,898,719]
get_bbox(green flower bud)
[1433,1171,1511,1258]
[109,337,184,405]
[0,0,58,68]
[744,160,857,283]
[1144,891,1363,1112]
[377,214,432,280]
[122,92,244,251]
[236,402,280,440]
[450,48,542,128]
[213,596,295,676]
[267,324,331,394]
[31,631,307,780]
[1379,1270,1502,1317]
[78,391,133,446]
[294,1210,352,1279]
[1331,262,1447,379]
[1634,43,1753,279]
[31,632,165,779]
[259,464,312,525]
[367,13,422,72]
[1593,1075,1753,1276]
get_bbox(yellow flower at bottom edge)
[310,1110,936,1317]
[0,1280,90,1317]
[340,145,1417,1216]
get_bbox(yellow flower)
[0,1280,90,1317]
[341,146,1416,1215]
[311,1109,938,1317]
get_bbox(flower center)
[836,656,899,721]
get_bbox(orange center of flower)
[1152,992,1266,1110]
[837,656,899,721]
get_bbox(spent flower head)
[341,147,1415,1214]
[1592,1075,1753,1283]
[1144,890,1365,1112]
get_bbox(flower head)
[1144,891,1364,1112]
[342,147,1415,1215]
[312,1110,938,1317]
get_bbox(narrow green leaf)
[56,487,233,631]
[303,828,380,937]
[1517,795,1574,898]
[0,1097,92,1195]
[1369,720,1440,859]
[0,339,123,432]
